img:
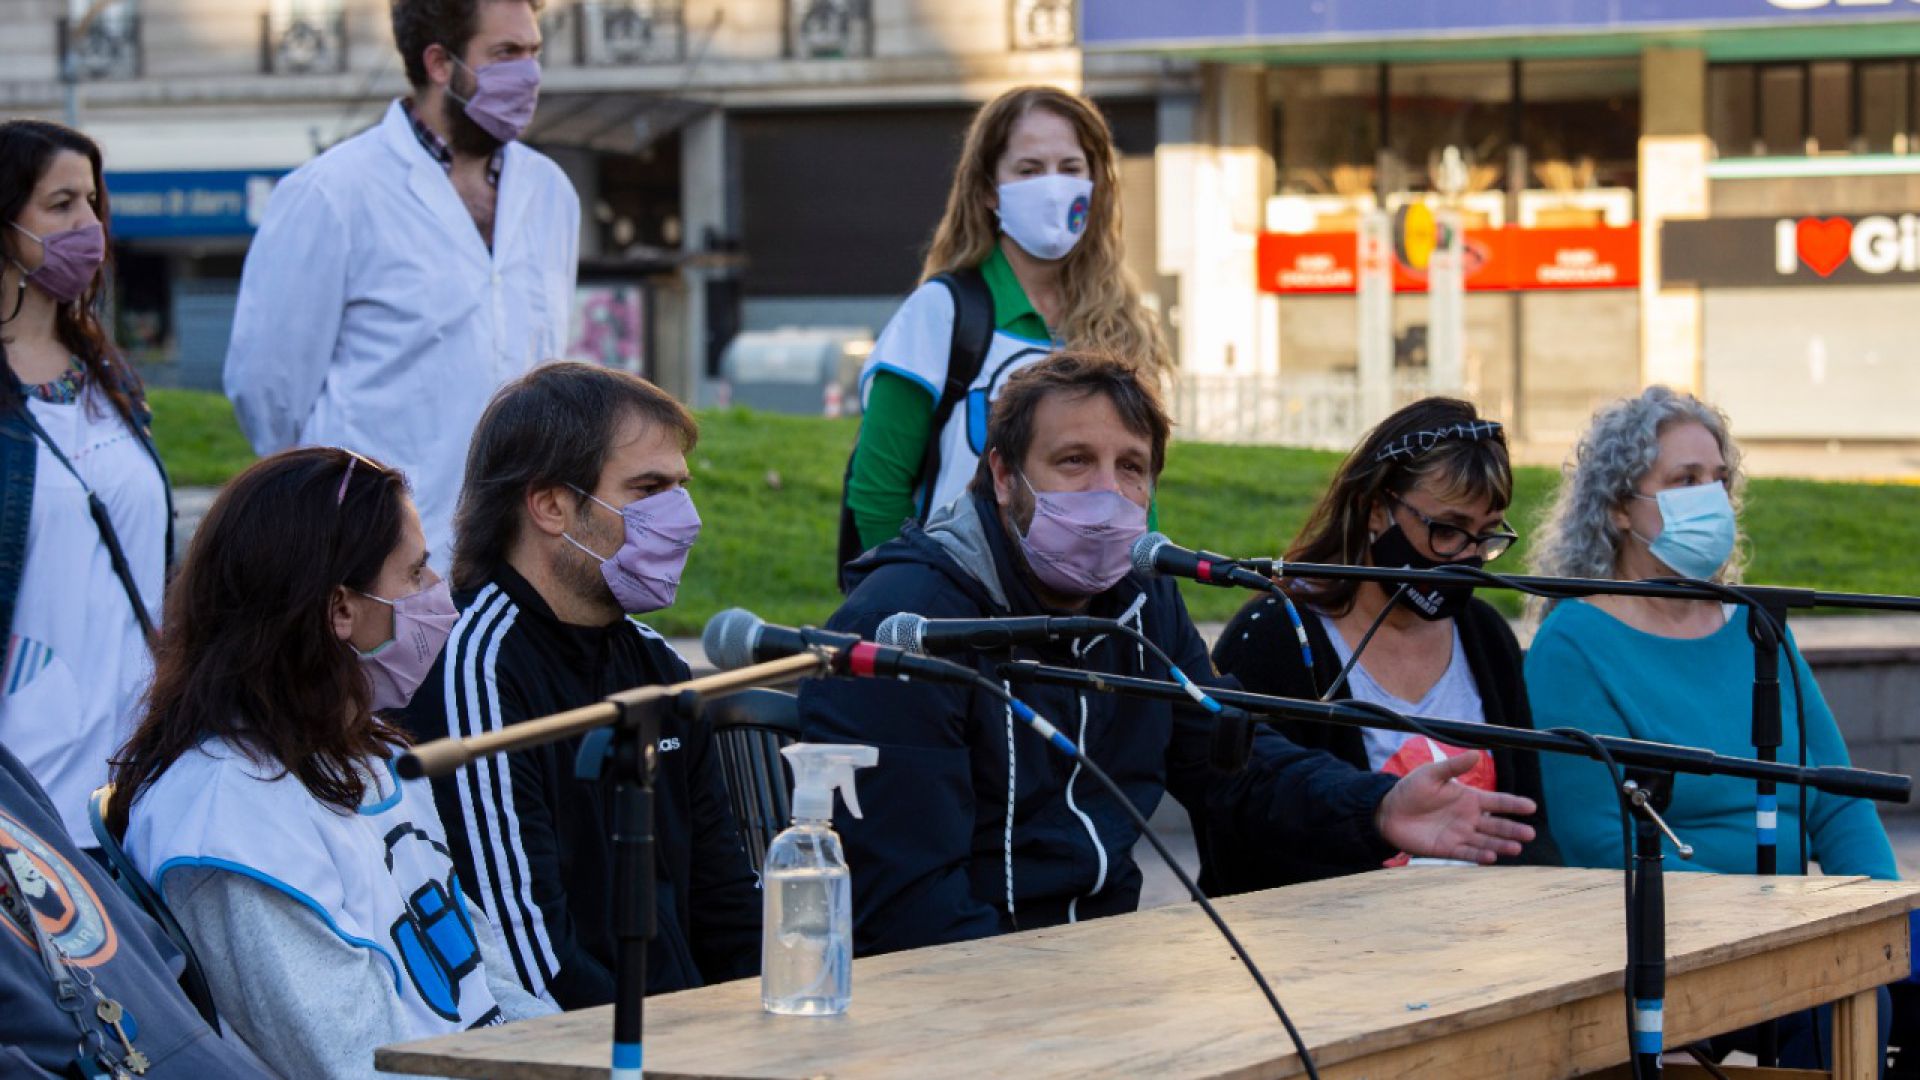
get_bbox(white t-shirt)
[0,387,166,847]
[860,280,1056,519]
[1316,612,1488,772]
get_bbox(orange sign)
[1257,225,1640,294]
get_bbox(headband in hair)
[1373,420,1504,463]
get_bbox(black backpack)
[836,267,994,593]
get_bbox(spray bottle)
[762,742,877,1016]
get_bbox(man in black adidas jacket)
[802,351,1540,957]
[403,363,759,1008]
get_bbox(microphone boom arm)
[997,660,1911,804]
[398,650,832,780]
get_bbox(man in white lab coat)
[225,0,579,565]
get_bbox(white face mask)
[995,174,1093,261]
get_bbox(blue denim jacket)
[0,367,173,642]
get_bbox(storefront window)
[1386,62,1509,193]
[1710,59,1919,158]
[1269,65,1381,197]
[1859,61,1911,154]
[1521,59,1640,191]
[1709,65,1758,155]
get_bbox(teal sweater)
[1527,600,1896,881]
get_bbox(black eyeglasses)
[1388,494,1518,561]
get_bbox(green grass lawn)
[149,389,1920,636]
[148,388,259,487]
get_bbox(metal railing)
[260,7,348,75]
[574,1,686,66]
[787,0,873,59]
[1009,0,1074,51]
[1172,370,1436,448]
[57,8,142,82]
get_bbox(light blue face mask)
[1632,480,1736,580]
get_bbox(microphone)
[874,612,1120,654]
[702,609,988,690]
[703,607,861,669]
[1130,532,1270,591]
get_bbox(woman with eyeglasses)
[106,447,551,1079]
[1528,386,1896,1069]
[1207,397,1560,894]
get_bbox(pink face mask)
[10,222,104,304]
[564,485,703,614]
[1013,473,1148,597]
[355,579,458,711]
[450,56,541,144]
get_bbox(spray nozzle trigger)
[780,743,879,821]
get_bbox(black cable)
[964,673,1323,1080]
[1684,1044,1735,1080]
[1250,577,1321,697]
[1543,725,1645,1080]
[1405,561,1812,875]
[1320,585,1407,702]
[1333,695,1646,1080]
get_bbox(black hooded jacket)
[799,493,1398,957]
[400,563,761,1007]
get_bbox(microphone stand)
[1237,562,1920,1067]
[1001,660,1910,1078]
[397,650,834,1080]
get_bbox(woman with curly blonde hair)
[840,85,1168,568]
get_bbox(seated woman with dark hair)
[107,447,551,1079]
[1208,397,1559,893]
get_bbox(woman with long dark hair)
[108,447,549,1078]
[1208,397,1559,893]
[0,118,170,850]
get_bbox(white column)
[1639,136,1710,393]
[676,108,730,406]
[1639,47,1710,393]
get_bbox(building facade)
[0,0,1181,406]
[1087,0,1920,458]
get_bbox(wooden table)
[378,867,1919,1079]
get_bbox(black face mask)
[1368,523,1483,621]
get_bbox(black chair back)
[705,689,801,876]
[88,786,223,1028]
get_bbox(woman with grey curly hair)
[1526,386,1895,1068]
[1530,384,1748,596]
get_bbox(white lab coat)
[224,99,581,566]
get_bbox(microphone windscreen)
[1130,532,1170,578]
[702,608,760,671]
[874,612,924,654]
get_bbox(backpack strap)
[835,266,995,593]
[914,265,994,522]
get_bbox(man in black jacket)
[403,362,759,1008]
[801,350,1539,957]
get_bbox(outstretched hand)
[1375,751,1537,864]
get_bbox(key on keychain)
[95,998,150,1075]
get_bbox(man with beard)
[402,363,760,1006]
[225,0,578,568]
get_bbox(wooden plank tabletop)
[378,867,1920,1080]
